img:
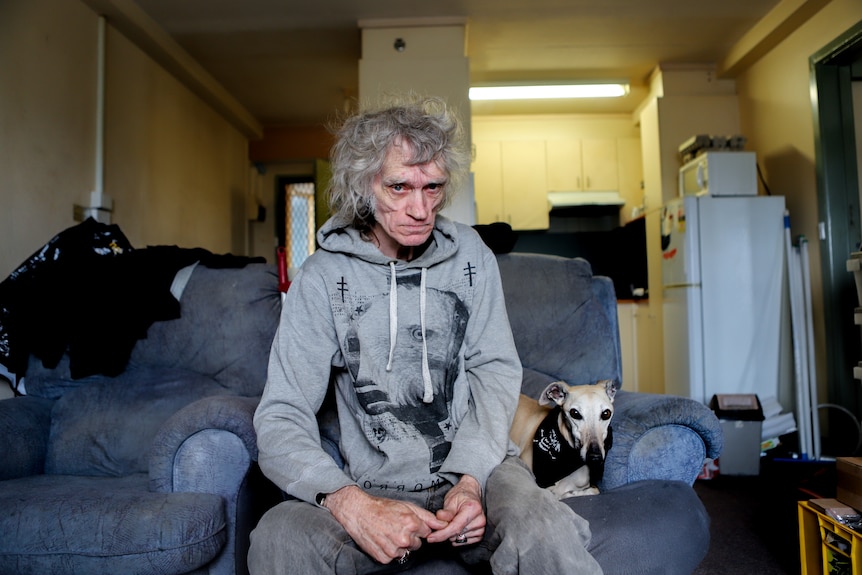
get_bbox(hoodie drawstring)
[385,262,434,404]
[386,261,398,373]
[419,268,433,403]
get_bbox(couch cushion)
[0,473,226,575]
[45,368,225,476]
[567,480,710,574]
[0,395,54,480]
[520,367,559,400]
[496,253,621,387]
[22,354,112,399]
[129,263,281,397]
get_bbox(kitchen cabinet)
[472,130,641,229]
[617,302,638,392]
[546,138,618,192]
[473,140,504,225]
[473,140,550,230]
[617,299,661,395]
[616,137,644,221]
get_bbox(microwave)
[679,151,757,197]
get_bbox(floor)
[692,458,838,575]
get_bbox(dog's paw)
[575,486,601,497]
[548,485,600,499]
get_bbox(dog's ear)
[601,379,619,402]
[539,381,569,407]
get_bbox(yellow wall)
[0,0,97,277]
[104,25,250,256]
[0,0,251,278]
[736,0,862,403]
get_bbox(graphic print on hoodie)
[343,272,469,474]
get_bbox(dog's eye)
[601,409,612,421]
[569,408,583,420]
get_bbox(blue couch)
[0,262,282,575]
[0,251,722,575]
[490,253,722,574]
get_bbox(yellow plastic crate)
[799,501,862,574]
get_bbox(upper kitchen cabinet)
[546,138,618,192]
[473,140,550,230]
[472,115,642,229]
[473,140,504,224]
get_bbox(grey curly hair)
[327,95,470,230]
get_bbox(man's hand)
[426,474,486,546]
[325,485,448,564]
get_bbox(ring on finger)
[397,550,411,564]
[455,532,468,544]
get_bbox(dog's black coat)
[531,406,613,488]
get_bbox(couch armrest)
[149,394,260,492]
[599,391,724,490]
[149,394,262,575]
[0,395,55,480]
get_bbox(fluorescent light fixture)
[469,83,629,101]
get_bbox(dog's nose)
[586,444,603,462]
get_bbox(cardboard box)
[837,457,862,512]
[809,498,862,522]
[710,394,764,476]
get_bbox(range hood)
[547,191,625,210]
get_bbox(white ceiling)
[130,0,782,127]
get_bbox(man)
[249,96,601,574]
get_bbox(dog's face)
[539,380,617,468]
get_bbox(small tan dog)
[510,380,617,499]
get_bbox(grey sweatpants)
[248,456,602,574]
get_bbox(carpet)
[692,458,837,575]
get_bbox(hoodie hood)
[317,214,460,268]
[317,215,460,403]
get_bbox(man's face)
[371,140,448,259]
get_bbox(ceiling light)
[468,83,629,101]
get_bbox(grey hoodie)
[254,215,523,505]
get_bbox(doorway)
[275,177,316,271]
[810,21,862,450]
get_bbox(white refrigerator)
[661,195,786,405]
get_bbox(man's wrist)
[457,474,482,498]
[315,492,328,508]
[319,484,363,515]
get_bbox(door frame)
[810,21,862,422]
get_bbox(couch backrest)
[129,263,281,396]
[25,263,282,400]
[30,263,281,477]
[496,253,622,389]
